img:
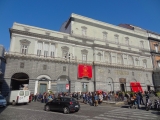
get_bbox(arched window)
[128,56,134,66]
[117,54,123,64]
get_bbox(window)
[62,50,68,58]
[43,65,47,70]
[21,45,28,55]
[37,42,42,57]
[135,58,139,66]
[82,54,87,61]
[97,52,101,61]
[20,62,24,68]
[132,72,134,76]
[114,35,119,43]
[157,61,160,67]
[19,91,24,96]
[123,55,127,65]
[140,41,144,49]
[104,52,110,63]
[154,45,158,53]
[50,44,55,58]
[44,43,49,57]
[63,66,66,71]
[143,59,147,68]
[128,56,134,66]
[103,32,107,41]
[81,26,87,36]
[125,37,129,45]
[117,54,122,64]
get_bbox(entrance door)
[120,84,125,92]
[147,85,150,91]
[82,83,88,92]
[39,83,47,94]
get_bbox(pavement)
[0,101,159,120]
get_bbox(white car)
[0,95,7,107]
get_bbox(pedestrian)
[94,93,99,106]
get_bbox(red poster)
[66,84,69,90]
[78,64,92,79]
[130,82,143,92]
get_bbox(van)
[6,90,30,105]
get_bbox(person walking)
[94,93,99,107]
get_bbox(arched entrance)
[106,77,114,92]
[11,73,29,90]
[57,75,69,93]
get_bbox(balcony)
[71,33,150,52]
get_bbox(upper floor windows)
[114,34,119,44]
[128,56,134,66]
[44,43,49,57]
[154,44,158,53]
[117,54,123,64]
[123,55,127,65]
[135,58,139,66]
[125,37,129,45]
[50,44,55,58]
[104,52,111,63]
[103,32,107,41]
[97,52,102,61]
[61,46,69,58]
[37,42,42,57]
[20,39,30,55]
[143,59,147,68]
[81,49,88,62]
[140,41,144,49]
[81,26,87,36]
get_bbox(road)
[0,102,159,120]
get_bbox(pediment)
[81,49,88,54]
[61,46,69,51]
[20,39,31,45]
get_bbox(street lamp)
[65,52,73,93]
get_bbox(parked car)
[44,97,80,114]
[6,90,30,105]
[0,95,7,107]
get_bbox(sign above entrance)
[119,78,126,83]
[78,64,92,79]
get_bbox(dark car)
[44,97,80,114]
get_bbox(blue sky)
[0,0,160,50]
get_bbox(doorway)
[39,83,47,94]
[120,84,125,92]
[82,83,88,92]
[11,73,29,90]
[147,85,150,91]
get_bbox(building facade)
[2,13,154,95]
[147,31,160,91]
[0,45,5,93]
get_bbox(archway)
[106,77,114,92]
[57,75,69,93]
[11,73,29,90]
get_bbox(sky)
[0,0,160,50]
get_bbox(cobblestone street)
[0,102,160,120]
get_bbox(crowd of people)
[30,90,156,108]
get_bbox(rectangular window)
[103,33,107,41]
[82,54,87,61]
[50,44,55,58]
[82,28,86,36]
[140,41,144,49]
[115,36,119,43]
[62,51,68,58]
[44,51,48,57]
[43,65,47,70]
[21,45,28,55]
[37,42,42,56]
[44,43,49,57]
[20,62,24,68]
[155,45,158,53]
[63,66,66,71]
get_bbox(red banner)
[78,64,92,79]
[130,82,143,93]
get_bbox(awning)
[130,82,143,93]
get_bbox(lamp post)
[65,52,73,93]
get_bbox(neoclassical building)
[2,13,154,95]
